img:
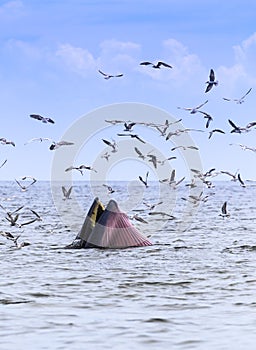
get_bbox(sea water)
[1,180,256,350]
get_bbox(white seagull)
[30,114,55,124]
[98,69,123,80]
[205,69,218,93]
[223,88,252,104]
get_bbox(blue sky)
[1,0,256,182]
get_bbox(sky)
[1,0,256,183]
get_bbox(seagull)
[157,156,177,166]
[197,111,213,128]
[130,214,148,224]
[29,209,43,221]
[103,184,115,194]
[0,138,15,147]
[49,141,74,150]
[155,119,171,136]
[166,128,204,140]
[102,139,118,153]
[0,204,38,228]
[147,154,158,169]
[177,100,208,114]
[143,201,163,211]
[220,170,238,181]
[123,122,136,132]
[117,134,146,144]
[98,69,123,79]
[24,137,52,145]
[0,231,30,248]
[140,61,173,69]
[205,69,218,93]
[171,145,199,151]
[228,119,256,133]
[101,152,111,161]
[13,235,31,249]
[208,129,226,139]
[181,191,210,205]
[30,114,55,124]
[15,177,37,192]
[0,230,15,241]
[148,211,176,219]
[134,147,146,160]
[229,143,256,152]
[219,201,230,218]
[139,171,149,188]
[238,173,246,187]
[190,168,218,187]
[0,159,7,169]
[65,165,97,175]
[160,169,185,188]
[62,186,73,200]
[223,88,252,104]
[105,119,124,125]
[185,178,197,188]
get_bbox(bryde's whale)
[65,198,152,249]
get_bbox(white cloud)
[218,32,256,89]
[0,0,25,18]
[55,44,97,77]
[5,39,44,60]
[98,39,141,70]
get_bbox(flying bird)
[177,100,208,114]
[49,141,74,150]
[129,214,148,224]
[220,170,238,181]
[223,88,252,104]
[140,61,173,69]
[13,235,31,249]
[155,119,171,136]
[160,169,185,188]
[103,184,115,194]
[147,154,158,169]
[102,139,118,153]
[0,231,30,248]
[219,201,230,218]
[205,69,218,93]
[30,114,55,124]
[208,129,225,139]
[24,137,52,145]
[0,138,15,147]
[166,128,204,140]
[229,143,256,152]
[101,152,111,161]
[148,211,176,219]
[62,186,73,200]
[228,119,256,134]
[139,171,149,188]
[238,173,246,187]
[197,111,213,128]
[171,145,199,151]
[143,201,163,211]
[65,165,97,174]
[0,204,38,228]
[134,147,146,160]
[0,159,7,169]
[15,177,37,192]
[98,69,123,79]
[123,122,136,132]
[117,134,146,144]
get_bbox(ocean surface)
[1,180,256,350]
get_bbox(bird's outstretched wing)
[209,69,215,81]
[156,61,173,68]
